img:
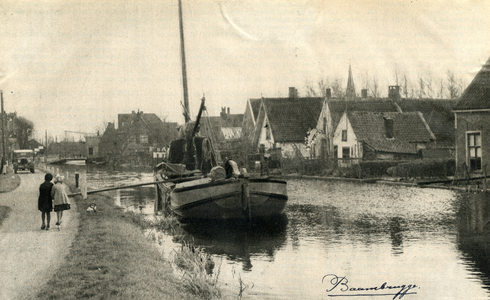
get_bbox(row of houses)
[239,58,489,175]
[244,86,456,164]
[73,58,489,175]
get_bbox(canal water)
[59,165,490,299]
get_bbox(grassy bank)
[0,169,20,193]
[0,167,19,227]
[0,206,11,227]
[36,189,202,300]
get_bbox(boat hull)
[156,177,288,220]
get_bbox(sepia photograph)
[1,0,490,299]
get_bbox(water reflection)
[50,166,490,299]
[179,216,288,272]
[456,192,490,291]
[389,217,405,255]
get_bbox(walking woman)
[51,174,69,226]
[38,173,53,230]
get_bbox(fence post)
[81,172,87,200]
[484,165,487,193]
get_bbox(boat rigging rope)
[202,109,221,164]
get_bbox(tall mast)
[178,0,190,123]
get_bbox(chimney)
[227,107,230,114]
[388,86,400,100]
[361,89,368,99]
[289,87,298,99]
[220,107,227,118]
[384,117,394,139]
[325,88,331,99]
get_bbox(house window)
[323,117,327,134]
[140,134,148,144]
[342,130,347,141]
[265,122,271,140]
[342,147,350,159]
[467,132,482,171]
[88,147,94,156]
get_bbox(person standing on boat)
[223,157,240,179]
[51,175,69,226]
[38,173,54,230]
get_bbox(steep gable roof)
[454,57,490,110]
[249,99,261,122]
[348,111,435,154]
[397,99,457,147]
[201,114,244,142]
[263,97,323,143]
[328,99,400,130]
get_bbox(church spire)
[346,63,356,99]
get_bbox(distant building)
[85,135,101,159]
[200,107,243,160]
[98,111,178,166]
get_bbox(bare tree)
[13,116,34,149]
[438,78,445,99]
[331,77,344,98]
[304,78,317,97]
[369,75,379,98]
[402,75,410,99]
[304,77,331,97]
[426,76,434,99]
[447,70,461,99]
[418,77,426,98]
[446,70,465,99]
[362,71,370,91]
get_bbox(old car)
[13,149,35,173]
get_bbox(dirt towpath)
[0,171,78,300]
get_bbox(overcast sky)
[1,0,489,142]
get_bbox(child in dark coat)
[38,173,54,230]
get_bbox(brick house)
[453,57,490,173]
[99,111,178,166]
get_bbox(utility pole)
[45,129,48,156]
[1,90,5,161]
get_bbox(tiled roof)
[263,97,323,143]
[454,57,490,110]
[249,99,261,122]
[328,99,400,129]
[397,99,456,147]
[348,111,435,154]
[200,114,244,142]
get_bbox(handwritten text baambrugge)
[322,274,418,299]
